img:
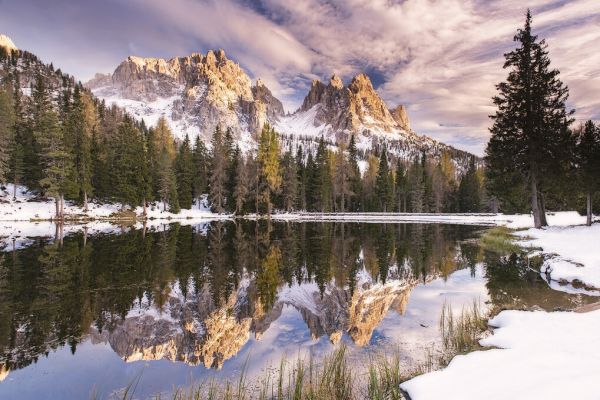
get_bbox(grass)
[479,226,521,253]
[101,302,490,400]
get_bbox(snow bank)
[516,224,600,293]
[0,184,229,222]
[267,211,587,227]
[401,309,600,400]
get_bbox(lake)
[0,221,592,399]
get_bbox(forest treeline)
[1,11,599,222]
[0,46,485,216]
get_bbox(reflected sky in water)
[0,221,592,399]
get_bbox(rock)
[390,105,411,132]
[85,49,284,142]
[0,34,17,52]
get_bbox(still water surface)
[0,221,592,399]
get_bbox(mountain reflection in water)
[0,221,592,398]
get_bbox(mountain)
[87,48,474,163]
[0,34,18,52]
[86,49,284,146]
[89,266,420,369]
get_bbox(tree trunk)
[83,191,88,213]
[587,192,593,226]
[12,180,17,201]
[539,192,548,227]
[60,194,64,219]
[142,197,147,217]
[530,173,542,229]
[55,197,60,220]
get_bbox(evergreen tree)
[112,119,147,209]
[281,147,298,212]
[375,146,392,211]
[209,126,228,212]
[347,134,362,211]
[65,86,94,210]
[395,161,407,212]
[8,76,25,199]
[157,148,179,212]
[576,121,600,225]
[233,151,249,214]
[295,146,307,210]
[486,10,573,228]
[257,123,282,215]
[458,158,482,213]
[31,74,73,218]
[0,85,14,185]
[192,136,209,206]
[313,136,332,212]
[175,135,194,209]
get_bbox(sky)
[1,0,600,155]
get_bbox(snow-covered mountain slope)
[275,73,469,162]
[86,50,284,144]
[83,45,475,163]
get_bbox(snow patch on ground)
[401,308,600,400]
[516,224,600,293]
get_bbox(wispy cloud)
[1,0,599,154]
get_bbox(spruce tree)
[192,135,209,206]
[313,136,332,212]
[375,146,392,211]
[486,10,573,228]
[347,134,362,211]
[32,74,73,218]
[281,147,298,212]
[257,123,282,215]
[65,86,94,210]
[158,148,179,212]
[175,135,194,209]
[9,76,25,199]
[112,119,147,209]
[576,121,600,225]
[233,152,249,214]
[0,85,14,185]
[458,158,482,213]
[295,146,307,210]
[209,126,227,213]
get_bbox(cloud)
[1,0,599,155]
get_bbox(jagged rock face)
[390,105,410,132]
[86,50,284,142]
[0,34,17,52]
[89,269,423,368]
[90,282,253,369]
[294,73,410,137]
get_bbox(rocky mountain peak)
[87,48,284,141]
[0,34,17,52]
[288,71,411,138]
[390,104,411,132]
[329,74,344,89]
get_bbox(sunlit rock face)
[0,34,17,52]
[0,363,9,382]
[90,281,253,369]
[91,266,423,368]
[86,50,284,145]
[296,73,410,137]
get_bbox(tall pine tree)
[486,10,573,228]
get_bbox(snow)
[275,105,331,138]
[401,308,600,400]
[516,224,600,293]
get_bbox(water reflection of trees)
[0,222,480,373]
